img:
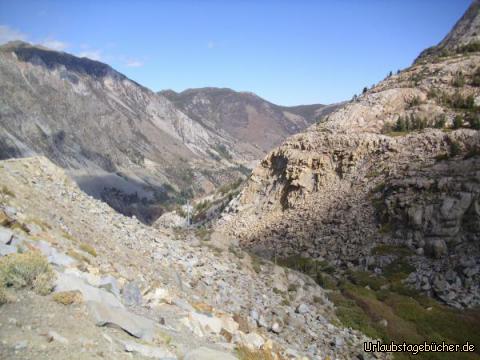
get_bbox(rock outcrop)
[219,1,480,308]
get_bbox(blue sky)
[0,0,472,105]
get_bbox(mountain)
[159,87,333,158]
[219,0,480,318]
[416,0,480,62]
[0,42,320,223]
[0,156,388,359]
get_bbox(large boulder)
[32,241,76,267]
[181,312,223,337]
[87,301,157,341]
[122,281,143,306]
[54,272,124,308]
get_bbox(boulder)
[219,315,239,334]
[0,227,13,245]
[181,312,223,337]
[122,281,143,306]
[98,275,120,298]
[122,340,176,359]
[241,332,264,350]
[427,239,448,259]
[32,241,76,267]
[272,265,288,293]
[144,287,172,306]
[0,243,16,256]
[87,301,156,341]
[296,303,309,314]
[54,272,124,308]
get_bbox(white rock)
[242,332,264,350]
[0,227,13,245]
[47,331,69,345]
[182,312,223,337]
[87,301,156,342]
[54,272,124,308]
[184,347,237,360]
[0,243,16,256]
[122,340,176,359]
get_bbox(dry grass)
[1,185,15,198]
[236,345,286,360]
[52,290,83,305]
[67,249,91,264]
[79,243,97,257]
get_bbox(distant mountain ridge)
[159,87,332,155]
[0,41,325,223]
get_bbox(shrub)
[0,251,55,297]
[67,249,91,264]
[450,141,462,157]
[195,226,212,241]
[394,117,407,132]
[469,114,480,130]
[214,144,232,160]
[464,147,480,160]
[451,71,465,87]
[407,96,422,108]
[53,290,83,305]
[236,345,281,360]
[452,115,464,129]
[434,114,446,128]
[456,41,480,54]
[0,286,15,305]
[435,153,449,162]
[472,67,480,87]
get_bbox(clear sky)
[0,0,472,106]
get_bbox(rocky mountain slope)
[0,156,386,360]
[160,88,334,158]
[219,0,480,313]
[0,42,321,224]
[416,0,480,62]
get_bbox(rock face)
[219,3,480,308]
[0,42,322,224]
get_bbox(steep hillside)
[0,41,251,223]
[0,156,385,360]
[416,0,480,62]
[160,87,330,158]
[219,0,480,314]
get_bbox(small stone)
[0,227,13,245]
[296,303,309,314]
[334,336,344,348]
[271,321,282,334]
[14,340,27,350]
[378,319,388,327]
[46,331,69,344]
